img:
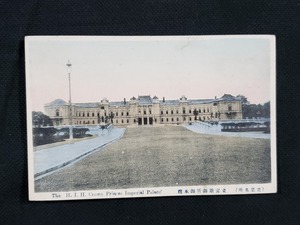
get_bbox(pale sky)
[26,36,274,112]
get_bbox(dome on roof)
[179,95,187,100]
[153,96,158,99]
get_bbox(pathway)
[34,127,126,179]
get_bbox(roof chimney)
[163,97,165,102]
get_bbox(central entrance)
[149,117,153,125]
[138,118,142,125]
[137,117,153,125]
[143,117,148,125]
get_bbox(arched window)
[189,109,191,113]
[171,110,173,114]
[183,108,186,114]
[166,118,169,122]
[176,110,179,114]
[121,119,123,123]
[116,112,118,116]
[126,112,129,116]
[92,120,95,124]
[83,113,85,117]
[121,112,124,116]
[177,117,179,121]
[161,111,163,115]
[87,113,89,117]
[92,113,94,117]
[127,119,129,123]
[56,109,59,117]
[166,110,168,114]
[171,118,174,121]
[207,108,210,112]
[161,118,164,122]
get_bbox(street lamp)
[66,60,73,140]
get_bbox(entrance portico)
[137,117,154,126]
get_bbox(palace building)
[44,94,243,127]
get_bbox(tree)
[236,95,249,105]
[32,111,53,127]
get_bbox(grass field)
[35,126,271,192]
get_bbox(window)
[92,113,94,117]
[83,113,85,117]
[56,109,59,117]
[87,113,89,117]
[126,112,129,116]
[183,108,186,114]
[166,118,169,122]
[121,119,123,123]
[97,113,99,117]
[92,120,95,124]
[101,106,104,109]
[189,109,191,113]
[199,109,201,113]
[166,110,168,114]
[116,112,118,116]
[176,110,179,114]
[116,119,118,123]
[207,108,209,112]
[149,110,152,114]
[161,118,164,122]
[138,110,141,115]
[228,105,232,111]
[121,112,123,116]
[161,111,163,115]
[171,118,174,121]
[144,111,146,115]
[127,119,129,123]
[177,117,179,121]
[105,112,107,117]
[79,121,81,124]
[189,117,191,121]
[203,109,206,113]
[171,110,173,114]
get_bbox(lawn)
[35,126,271,192]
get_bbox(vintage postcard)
[25,35,276,201]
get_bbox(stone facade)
[44,94,243,126]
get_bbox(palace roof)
[45,94,241,108]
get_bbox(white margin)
[25,35,277,201]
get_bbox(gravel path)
[35,126,271,192]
